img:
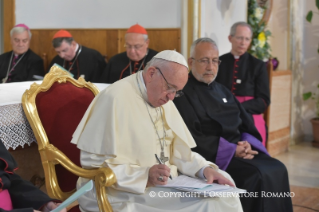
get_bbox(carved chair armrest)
[43,144,116,182]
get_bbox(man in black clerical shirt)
[49,30,107,83]
[99,24,157,83]
[174,38,292,212]
[216,22,270,147]
[0,24,45,83]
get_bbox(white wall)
[15,0,181,29]
[200,0,247,56]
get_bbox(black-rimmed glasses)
[155,67,184,98]
[191,58,221,66]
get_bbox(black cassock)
[49,45,107,83]
[100,48,157,83]
[216,52,270,145]
[0,49,44,83]
[174,73,292,212]
[0,140,55,212]
[216,52,270,114]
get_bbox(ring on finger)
[158,176,164,182]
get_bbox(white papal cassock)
[71,72,243,212]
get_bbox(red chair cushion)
[36,82,95,192]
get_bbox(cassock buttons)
[236,79,241,84]
[222,98,227,103]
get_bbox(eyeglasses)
[155,67,184,98]
[234,36,251,42]
[191,58,221,66]
[124,43,145,51]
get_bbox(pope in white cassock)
[71,50,243,212]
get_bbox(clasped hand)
[235,141,258,159]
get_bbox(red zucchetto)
[53,30,73,39]
[126,24,147,35]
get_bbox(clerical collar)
[119,50,149,80]
[129,49,149,74]
[231,52,247,59]
[137,71,150,104]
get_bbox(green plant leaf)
[306,11,313,23]
[303,92,312,100]
[264,30,271,36]
[316,0,319,10]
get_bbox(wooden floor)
[275,141,319,212]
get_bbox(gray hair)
[190,37,218,57]
[10,27,32,39]
[52,37,74,48]
[125,33,148,41]
[230,22,253,37]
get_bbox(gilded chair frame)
[22,65,116,212]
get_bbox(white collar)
[138,71,147,93]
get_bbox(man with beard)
[173,38,293,212]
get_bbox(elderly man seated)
[173,38,293,212]
[71,50,243,212]
[99,24,158,83]
[0,24,44,83]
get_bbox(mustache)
[204,71,216,76]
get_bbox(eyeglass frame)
[191,58,222,66]
[233,36,252,42]
[154,67,184,98]
[124,42,146,51]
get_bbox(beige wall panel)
[268,71,292,132]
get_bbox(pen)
[155,154,172,180]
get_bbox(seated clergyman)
[99,24,158,83]
[49,30,107,83]
[71,50,243,212]
[173,37,293,212]
[0,24,45,83]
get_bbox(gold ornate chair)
[22,65,116,212]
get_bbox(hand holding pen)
[155,154,172,180]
